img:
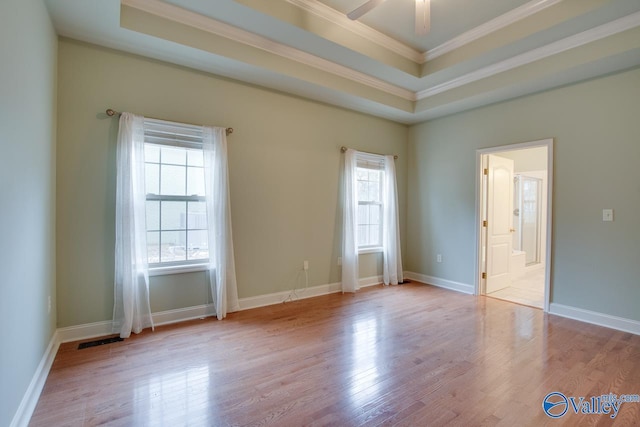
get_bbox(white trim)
[404,271,474,294]
[418,12,640,99]
[285,0,423,63]
[238,275,384,311]
[285,0,563,64]
[550,303,640,336]
[56,275,385,343]
[474,139,554,312]
[122,0,415,101]
[10,331,60,427]
[359,246,384,254]
[238,282,342,310]
[57,320,113,343]
[57,304,219,343]
[122,0,640,104]
[152,304,216,325]
[149,263,208,276]
[423,0,563,61]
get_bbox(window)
[356,156,384,252]
[143,119,209,269]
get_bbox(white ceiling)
[45,0,640,124]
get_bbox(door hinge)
[483,168,488,175]
[483,220,487,227]
[482,272,487,279]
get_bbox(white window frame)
[356,154,385,254]
[143,119,210,275]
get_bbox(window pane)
[160,165,186,195]
[368,170,380,182]
[187,167,205,196]
[187,230,208,260]
[161,201,187,230]
[368,181,381,202]
[187,201,208,230]
[188,149,204,167]
[358,181,369,201]
[144,144,160,163]
[146,201,160,231]
[358,225,368,246]
[147,231,160,264]
[358,203,368,226]
[357,168,368,181]
[161,146,186,165]
[369,204,380,225]
[369,224,380,247]
[160,231,186,263]
[145,163,159,195]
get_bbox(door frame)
[474,139,554,312]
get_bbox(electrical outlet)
[437,254,442,263]
[337,257,342,266]
[48,296,51,314]
[303,260,309,270]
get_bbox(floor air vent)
[78,336,124,349]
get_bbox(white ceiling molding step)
[423,0,564,61]
[417,11,640,100]
[123,0,416,101]
[285,0,565,64]
[285,0,423,63]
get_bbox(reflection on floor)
[488,265,545,309]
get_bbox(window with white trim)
[356,155,384,252]
[143,119,209,268]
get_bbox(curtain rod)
[106,109,233,136]
[340,146,398,160]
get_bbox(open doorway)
[475,139,553,311]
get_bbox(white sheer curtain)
[113,113,154,338]
[382,155,404,285]
[203,127,239,319]
[342,149,359,293]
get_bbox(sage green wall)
[0,0,57,425]
[56,39,407,327]
[407,67,640,321]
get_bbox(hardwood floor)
[31,283,640,426]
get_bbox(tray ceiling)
[45,0,640,124]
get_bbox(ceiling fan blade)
[415,0,431,35]
[347,0,388,20]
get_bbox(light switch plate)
[602,209,614,222]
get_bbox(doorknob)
[509,228,516,233]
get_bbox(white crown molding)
[423,0,563,61]
[417,11,640,100]
[122,0,415,100]
[285,0,423,63]
[285,0,563,64]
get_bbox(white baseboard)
[11,274,381,426]
[10,331,60,427]
[238,275,383,311]
[549,303,640,335]
[57,320,113,343]
[57,275,385,342]
[404,271,474,294]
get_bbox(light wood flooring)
[31,282,640,426]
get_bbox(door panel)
[486,155,514,293]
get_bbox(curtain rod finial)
[341,146,347,153]
[106,109,117,117]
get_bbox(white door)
[486,154,514,293]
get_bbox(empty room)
[2,0,640,425]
